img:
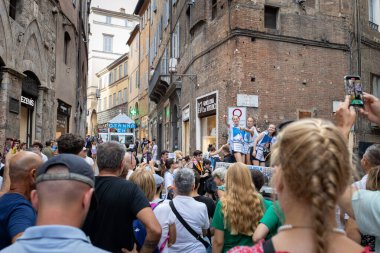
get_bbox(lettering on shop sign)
[21,96,35,107]
[197,93,217,118]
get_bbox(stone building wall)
[0,0,89,153]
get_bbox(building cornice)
[96,53,129,77]
[91,7,140,21]
[127,24,140,45]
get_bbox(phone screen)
[344,75,364,107]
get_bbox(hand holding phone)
[344,75,364,107]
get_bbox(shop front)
[20,72,40,146]
[56,100,71,139]
[182,105,190,155]
[196,92,217,153]
[20,95,35,146]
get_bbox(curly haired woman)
[229,119,371,253]
[212,162,264,253]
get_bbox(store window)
[197,93,217,153]
[20,72,40,146]
[56,100,71,139]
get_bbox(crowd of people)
[0,93,380,253]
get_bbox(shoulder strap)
[152,199,165,210]
[263,239,275,253]
[169,201,210,249]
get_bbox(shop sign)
[108,123,136,133]
[237,94,259,108]
[57,100,71,116]
[228,107,246,127]
[182,107,190,121]
[21,96,35,107]
[197,93,217,118]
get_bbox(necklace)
[278,224,346,235]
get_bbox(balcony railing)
[149,57,170,103]
[369,21,379,31]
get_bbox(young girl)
[229,119,370,253]
[252,124,276,166]
[225,115,244,163]
[241,117,259,165]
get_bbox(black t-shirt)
[193,195,216,219]
[83,176,150,253]
[223,154,236,163]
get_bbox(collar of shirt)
[19,225,90,243]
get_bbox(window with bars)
[369,0,380,30]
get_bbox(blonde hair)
[366,165,380,191]
[129,168,156,201]
[270,119,351,253]
[221,162,263,235]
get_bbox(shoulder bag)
[169,201,211,253]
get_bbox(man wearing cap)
[1,154,109,253]
[83,141,161,253]
[0,152,42,250]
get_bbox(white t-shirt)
[153,199,171,253]
[84,156,94,167]
[126,170,134,180]
[41,153,48,162]
[152,144,158,161]
[353,174,368,190]
[164,171,174,192]
[168,195,209,253]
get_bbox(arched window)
[64,32,71,65]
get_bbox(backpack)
[133,201,167,252]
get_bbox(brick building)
[0,0,90,153]
[137,0,380,155]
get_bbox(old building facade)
[86,3,139,135]
[0,0,90,153]
[142,0,380,155]
[96,53,129,129]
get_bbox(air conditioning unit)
[169,58,178,73]
[95,89,100,98]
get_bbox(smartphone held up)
[344,75,364,107]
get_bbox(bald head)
[124,152,136,171]
[9,151,43,183]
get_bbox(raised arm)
[136,207,162,253]
[359,92,380,126]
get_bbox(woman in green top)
[212,163,264,253]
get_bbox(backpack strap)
[169,201,210,249]
[262,239,275,253]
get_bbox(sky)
[91,0,139,14]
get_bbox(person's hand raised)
[335,95,356,138]
[359,92,380,126]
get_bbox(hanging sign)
[197,93,217,118]
[108,123,136,133]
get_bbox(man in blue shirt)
[0,151,42,250]
[1,154,109,253]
